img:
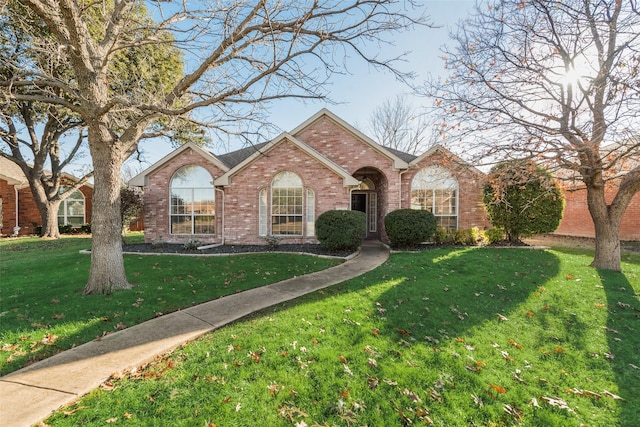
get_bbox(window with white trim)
[306,188,315,236]
[259,188,268,236]
[271,171,303,235]
[58,188,85,226]
[170,166,215,235]
[411,166,458,230]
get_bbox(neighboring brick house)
[0,156,93,236]
[130,109,488,245]
[555,184,640,241]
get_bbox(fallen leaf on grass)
[508,339,523,349]
[490,383,507,394]
[503,404,523,421]
[471,393,484,408]
[402,388,422,402]
[541,396,574,413]
[62,406,89,416]
[565,388,602,399]
[497,314,508,321]
[603,390,625,400]
[52,313,65,320]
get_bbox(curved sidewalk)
[0,241,389,427]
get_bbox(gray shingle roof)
[215,141,271,168]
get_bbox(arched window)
[411,166,458,230]
[58,188,85,226]
[170,166,215,235]
[271,171,303,235]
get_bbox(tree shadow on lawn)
[599,269,640,427]
[366,248,564,425]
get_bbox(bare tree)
[1,0,198,239]
[368,94,436,155]
[0,106,93,238]
[424,0,640,271]
[2,0,426,294]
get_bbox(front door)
[351,192,377,238]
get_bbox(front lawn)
[45,247,640,426]
[0,235,342,376]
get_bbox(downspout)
[15,186,19,230]
[215,187,225,245]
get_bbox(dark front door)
[351,192,378,238]
[351,193,366,213]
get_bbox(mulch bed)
[122,242,354,258]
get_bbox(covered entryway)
[351,167,386,239]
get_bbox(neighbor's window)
[58,188,85,226]
[411,165,458,230]
[271,171,303,235]
[170,165,215,235]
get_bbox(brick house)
[129,109,487,245]
[0,156,93,236]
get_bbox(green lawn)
[41,245,639,426]
[0,235,342,376]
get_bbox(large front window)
[170,166,215,235]
[411,166,458,230]
[58,189,85,226]
[271,171,303,235]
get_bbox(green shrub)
[484,159,564,243]
[80,224,91,234]
[59,224,74,234]
[384,209,436,249]
[316,210,366,252]
[484,227,505,244]
[432,226,451,245]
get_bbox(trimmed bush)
[432,226,451,245]
[484,159,564,243]
[484,227,505,244]
[384,209,436,249]
[59,224,74,234]
[316,210,366,252]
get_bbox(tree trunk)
[587,185,622,272]
[28,180,61,238]
[83,141,130,295]
[39,200,61,238]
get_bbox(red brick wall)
[1,179,92,235]
[223,139,350,244]
[1,180,18,235]
[143,148,226,244]
[140,117,492,244]
[555,186,640,241]
[295,116,402,242]
[401,151,488,230]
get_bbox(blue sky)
[131,0,477,168]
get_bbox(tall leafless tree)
[2,0,427,294]
[424,0,640,271]
[368,94,436,155]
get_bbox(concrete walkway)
[0,241,389,427]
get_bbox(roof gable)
[214,132,359,187]
[290,108,410,170]
[409,144,484,176]
[129,142,229,186]
[0,157,27,186]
